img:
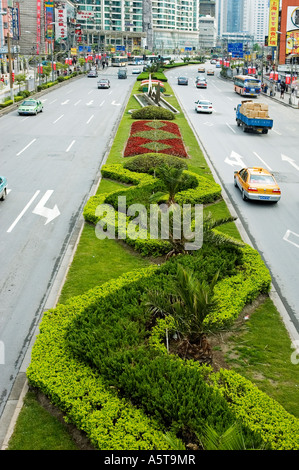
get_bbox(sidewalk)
[262,77,299,109]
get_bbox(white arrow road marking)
[7,190,40,233]
[61,100,69,105]
[283,230,299,248]
[86,100,94,106]
[16,138,36,156]
[282,154,299,172]
[111,100,121,106]
[224,150,245,167]
[32,190,60,225]
[253,151,273,171]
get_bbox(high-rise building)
[151,0,200,52]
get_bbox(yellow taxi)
[234,167,281,202]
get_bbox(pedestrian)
[102,61,105,69]
[280,81,286,98]
[264,84,268,94]
[105,60,108,68]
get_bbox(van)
[118,68,127,79]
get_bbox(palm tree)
[156,164,184,206]
[145,264,219,359]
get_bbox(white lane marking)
[226,123,236,133]
[66,140,76,152]
[74,100,81,106]
[86,115,94,124]
[49,99,57,104]
[7,190,40,233]
[283,230,299,249]
[99,100,105,107]
[253,151,273,171]
[16,138,36,156]
[61,100,69,105]
[272,129,282,135]
[53,114,64,124]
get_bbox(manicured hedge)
[27,244,297,450]
[83,164,221,257]
[123,153,188,174]
[27,267,175,450]
[131,106,175,120]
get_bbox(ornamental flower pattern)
[124,120,188,158]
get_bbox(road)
[0,68,135,420]
[166,63,299,336]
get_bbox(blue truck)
[235,101,273,134]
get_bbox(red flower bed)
[124,120,188,158]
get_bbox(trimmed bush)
[123,153,188,174]
[131,106,175,120]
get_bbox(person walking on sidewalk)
[280,80,286,99]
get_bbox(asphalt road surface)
[166,62,299,337]
[0,68,136,420]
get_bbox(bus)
[111,56,128,67]
[233,75,261,97]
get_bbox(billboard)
[286,6,299,54]
[268,0,280,47]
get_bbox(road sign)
[228,42,244,58]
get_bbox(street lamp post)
[0,11,14,101]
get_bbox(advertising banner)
[45,1,54,39]
[286,6,299,55]
[268,0,279,47]
[55,6,67,40]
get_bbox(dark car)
[178,77,188,85]
[118,68,127,79]
[97,79,110,89]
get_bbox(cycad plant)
[145,264,219,359]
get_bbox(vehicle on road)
[97,79,110,89]
[118,68,127,79]
[233,75,261,97]
[234,167,281,202]
[87,70,98,78]
[216,62,221,68]
[196,78,207,88]
[0,175,7,201]
[207,69,214,75]
[195,100,213,114]
[132,68,141,74]
[198,66,205,73]
[210,59,217,64]
[235,101,273,134]
[18,99,43,116]
[178,76,188,85]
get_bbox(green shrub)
[131,106,175,120]
[123,154,188,174]
[0,99,13,108]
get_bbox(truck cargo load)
[235,100,273,134]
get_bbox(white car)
[132,68,141,74]
[195,100,213,114]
